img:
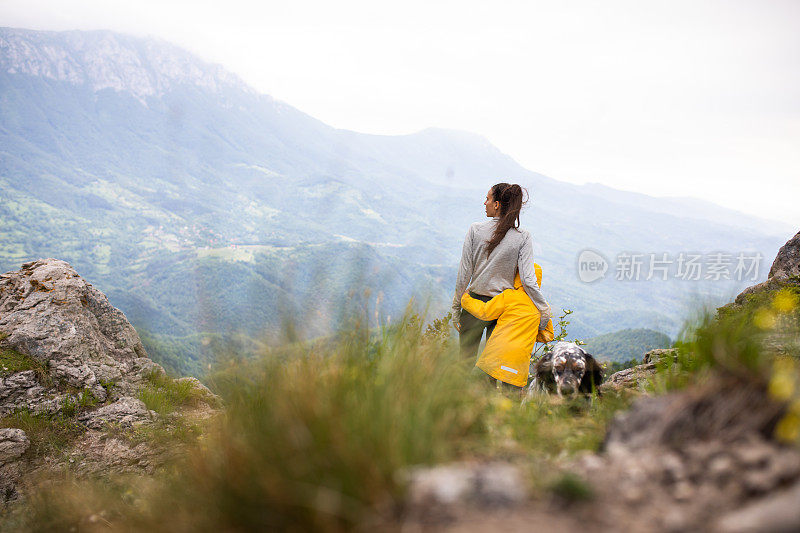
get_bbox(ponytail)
[486,182,527,256]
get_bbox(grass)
[59,388,99,418]
[0,308,673,531]
[136,371,211,416]
[41,312,627,531]
[503,392,631,459]
[0,409,84,459]
[0,346,50,384]
[126,417,203,447]
[656,285,800,391]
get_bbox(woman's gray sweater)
[452,218,551,328]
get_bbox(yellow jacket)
[461,263,554,387]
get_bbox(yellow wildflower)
[775,409,800,444]
[769,359,797,401]
[754,308,777,330]
[772,289,799,314]
[497,397,514,412]
[490,395,514,412]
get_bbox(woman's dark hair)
[486,182,527,256]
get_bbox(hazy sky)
[2,0,799,228]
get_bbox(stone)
[642,348,678,364]
[599,362,661,393]
[0,428,29,465]
[0,428,29,503]
[716,480,800,533]
[71,432,164,476]
[708,455,735,485]
[0,259,163,394]
[0,259,219,504]
[732,438,774,468]
[602,394,679,451]
[403,461,527,510]
[733,230,800,304]
[768,230,800,282]
[0,370,74,416]
[78,397,156,430]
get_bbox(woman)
[452,182,552,360]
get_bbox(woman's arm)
[452,224,476,322]
[518,232,552,329]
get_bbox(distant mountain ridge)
[0,27,792,374]
[0,27,251,100]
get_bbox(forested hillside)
[582,328,672,364]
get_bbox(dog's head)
[534,342,604,396]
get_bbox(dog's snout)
[559,380,577,392]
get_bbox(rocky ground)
[0,258,218,503]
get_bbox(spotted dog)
[526,341,604,398]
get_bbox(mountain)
[0,27,793,374]
[582,328,672,363]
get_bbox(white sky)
[2,0,799,228]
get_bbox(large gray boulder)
[734,229,800,304]
[0,258,163,405]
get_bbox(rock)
[602,394,679,451]
[599,362,658,393]
[70,432,164,476]
[605,375,785,451]
[0,370,76,416]
[78,397,156,430]
[402,461,527,518]
[733,230,800,304]
[768,230,800,282]
[0,428,29,503]
[0,258,163,395]
[642,348,678,364]
[0,428,29,465]
[715,479,800,532]
[599,349,680,394]
[0,259,217,504]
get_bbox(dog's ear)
[579,350,605,393]
[533,351,556,389]
[534,351,554,373]
[583,352,604,375]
